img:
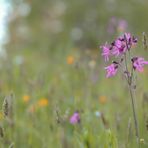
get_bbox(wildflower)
[132,57,148,72]
[67,55,74,64]
[37,98,48,107]
[117,19,128,32]
[99,96,107,104]
[105,63,118,78]
[112,33,137,56]
[101,42,112,61]
[23,95,30,103]
[107,17,128,34]
[69,112,80,124]
[124,33,137,48]
[112,39,126,56]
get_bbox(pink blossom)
[69,112,80,124]
[101,42,111,62]
[117,19,128,32]
[112,33,137,56]
[124,32,131,40]
[105,63,118,78]
[132,57,148,72]
[124,33,138,48]
[112,39,126,56]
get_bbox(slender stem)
[118,63,129,83]
[124,53,130,84]
[128,83,140,146]
[124,53,128,71]
[124,52,140,147]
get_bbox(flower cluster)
[101,33,137,62]
[101,33,148,77]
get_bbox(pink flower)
[117,19,128,32]
[112,33,137,56]
[107,18,128,34]
[69,112,80,124]
[123,33,138,48]
[132,57,148,72]
[124,33,131,42]
[112,39,126,56]
[101,42,111,62]
[124,33,137,48]
[105,63,118,78]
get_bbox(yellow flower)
[67,55,74,65]
[23,95,30,103]
[99,96,107,104]
[38,98,48,107]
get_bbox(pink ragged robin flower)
[124,32,132,43]
[69,112,80,124]
[124,33,137,48]
[112,39,126,56]
[112,33,137,57]
[105,63,118,78]
[100,42,112,62]
[132,57,148,72]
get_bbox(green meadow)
[0,0,148,147]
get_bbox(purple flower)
[125,33,131,42]
[112,39,126,56]
[117,19,128,32]
[124,33,138,48]
[105,63,118,78]
[112,33,137,56]
[107,18,128,34]
[132,57,148,72]
[69,112,80,124]
[101,42,111,62]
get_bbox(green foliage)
[0,0,148,147]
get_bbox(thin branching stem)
[124,46,140,147]
[128,82,140,146]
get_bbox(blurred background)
[1,0,148,54]
[0,0,148,147]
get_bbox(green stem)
[124,52,140,147]
[128,83,140,147]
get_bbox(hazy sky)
[0,0,11,56]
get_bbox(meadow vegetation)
[0,0,148,147]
